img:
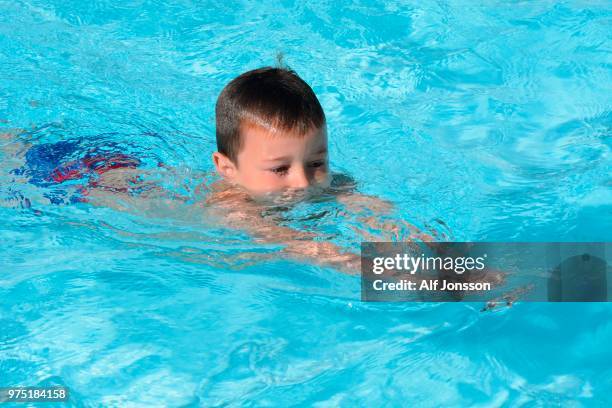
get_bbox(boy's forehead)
[239,122,327,157]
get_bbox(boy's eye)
[309,161,325,168]
[270,165,289,175]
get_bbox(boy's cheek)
[240,171,283,194]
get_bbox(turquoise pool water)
[1,0,611,406]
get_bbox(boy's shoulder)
[203,178,254,209]
[328,172,357,193]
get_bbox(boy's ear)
[212,152,237,178]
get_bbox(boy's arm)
[90,177,360,274]
[336,191,393,214]
[337,191,437,242]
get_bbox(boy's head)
[213,67,329,197]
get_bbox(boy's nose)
[289,167,310,190]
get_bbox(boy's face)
[213,122,329,197]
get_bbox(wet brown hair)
[215,67,326,164]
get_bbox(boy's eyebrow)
[264,156,292,162]
[265,148,328,162]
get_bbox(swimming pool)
[1,0,611,405]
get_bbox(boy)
[204,66,414,273]
[205,67,508,283]
[1,67,429,274]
